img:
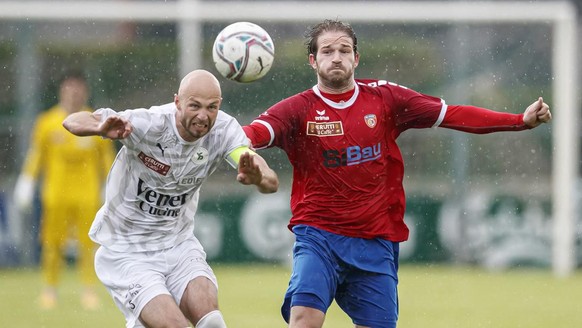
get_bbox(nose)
[200,107,214,118]
[332,51,342,62]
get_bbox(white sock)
[195,310,226,328]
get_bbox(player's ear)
[309,54,317,69]
[354,52,360,67]
[174,94,181,109]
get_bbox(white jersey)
[90,103,248,252]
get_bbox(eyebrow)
[320,38,352,48]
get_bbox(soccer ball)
[212,22,275,83]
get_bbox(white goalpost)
[0,0,578,276]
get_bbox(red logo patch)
[138,152,170,176]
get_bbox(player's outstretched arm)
[63,111,133,139]
[236,151,279,194]
[523,97,552,128]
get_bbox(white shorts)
[95,237,218,328]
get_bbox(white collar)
[312,82,359,109]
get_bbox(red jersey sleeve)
[243,93,308,149]
[441,105,528,134]
[374,81,446,134]
[242,124,271,148]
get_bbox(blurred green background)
[0,1,579,327]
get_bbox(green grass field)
[1,264,581,327]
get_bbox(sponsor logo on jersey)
[306,121,343,137]
[138,152,170,176]
[156,142,168,156]
[364,114,377,128]
[191,147,209,165]
[137,178,188,217]
[127,283,143,310]
[180,175,203,186]
[323,142,382,168]
[315,109,330,121]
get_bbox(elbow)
[62,118,74,134]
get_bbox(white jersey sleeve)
[90,104,248,252]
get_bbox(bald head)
[174,70,223,142]
[178,69,221,100]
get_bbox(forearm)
[256,165,279,194]
[62,111,103,137]
[234,148,279,193]
[253,154,279,193]
[441,105,528,134]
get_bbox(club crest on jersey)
[364,114,377,128]
[191,147,209,165]
[306,121,344,137]
[138,152,170,176]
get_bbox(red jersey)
[243,79,528,241]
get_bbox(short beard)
[320,73,352,91]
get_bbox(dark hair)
[304,19,358,58]
[59,68,87,86]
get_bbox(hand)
[100,116,133,139]
[14,174,34,211]
[523,97,551,128]
[236,152,263,186]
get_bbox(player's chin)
[327,68,346,75]
[189,127,208,138]
[325,70,349,80]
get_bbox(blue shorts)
[281,225,399,328]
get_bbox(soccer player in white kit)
[62,69,279,328]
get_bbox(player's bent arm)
[230,146,279,193]
[63,111,133,139]
[62,111,103,136]
[250,152,279,194]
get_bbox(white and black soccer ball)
[212,22,275,83]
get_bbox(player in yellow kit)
[14,71,116,310]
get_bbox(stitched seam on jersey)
[432,99,447,128]
[253,119,275,149]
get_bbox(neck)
[317,79,355,94]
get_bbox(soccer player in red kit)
[243,19,552,328]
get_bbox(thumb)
[527,97,543,115]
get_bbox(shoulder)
[217,110,236,122]
[35,106,64,128]
[116,103,174,126]
[127,102,175,117]
[213,111,243,133]
[39,105,61,118]
[356,79,424,102]
[269,88,316,113]
[356,78,393,92]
